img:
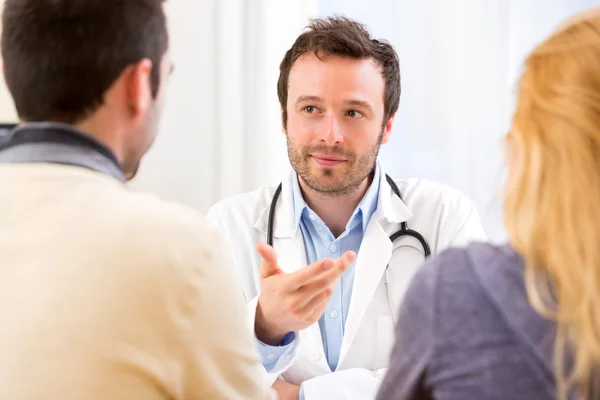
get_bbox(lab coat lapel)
[254,170,295,235]
[253,169,306,274]
[338,169,413,365]
[276,234,308,274]
[338,217,391,364]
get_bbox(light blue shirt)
[256,163,381,398]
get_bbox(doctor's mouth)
[311,154,348,167]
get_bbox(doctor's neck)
[298,175,373,238]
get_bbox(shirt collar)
[0,122,126,182]
[290,158,382,234]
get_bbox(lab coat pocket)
[375,316,396,369]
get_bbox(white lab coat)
[206,164,487,399]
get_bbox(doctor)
[207,16,487,399]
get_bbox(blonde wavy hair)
[504,7,600,399]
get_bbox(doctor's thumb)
[257,243,281,278]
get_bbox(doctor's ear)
[381,114,395,144]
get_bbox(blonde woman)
[376,7,600,400]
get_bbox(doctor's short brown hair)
[277,16,401,129]
[1,0,169,124]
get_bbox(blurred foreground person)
[0,1,272,399]
[377,6,600,400]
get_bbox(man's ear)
[381,114,396,144]
[124,58,153,116]
[280,105,286,134]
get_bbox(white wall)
[126,1,220,211]
[0,0,17,122]
[0,73,16,122]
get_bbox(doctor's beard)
[286,130,383,197]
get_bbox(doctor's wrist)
[255,303,288,346]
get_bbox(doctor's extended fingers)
[291,254,355,304]
[257,243,282,279]
[293,290,332,322]
[287,251,356,291]
[284,257,334,290]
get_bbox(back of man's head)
[1,0,169,125]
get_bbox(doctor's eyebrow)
[345,99,374,114]
[295,95,323,106]
[295,96,374,113]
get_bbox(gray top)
[0,122,126,182]
[376,243,565,400]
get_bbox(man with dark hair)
[208,16,487,399]
[0,1,272,399]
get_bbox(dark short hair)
[1,0,169,124]
[277,16,400,129]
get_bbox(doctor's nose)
[317,115,344,146]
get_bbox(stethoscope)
[266,173,431,325]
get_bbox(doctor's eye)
[347,110,364,118]
[303,106,318,114]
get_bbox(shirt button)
[266,353,275,360]
[309,351,321,361]
[309,213,316,221]
[329,244,336,252]
[329,310,339,318]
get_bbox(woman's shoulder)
[409,243,556,393]
[417,242,523,287]
[409,242,527,327]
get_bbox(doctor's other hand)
[254,242,356,346]
[272,379,300,400]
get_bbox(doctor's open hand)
[254,243,356,346]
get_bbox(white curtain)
[318,0,600,242]
[129,0,318,210]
